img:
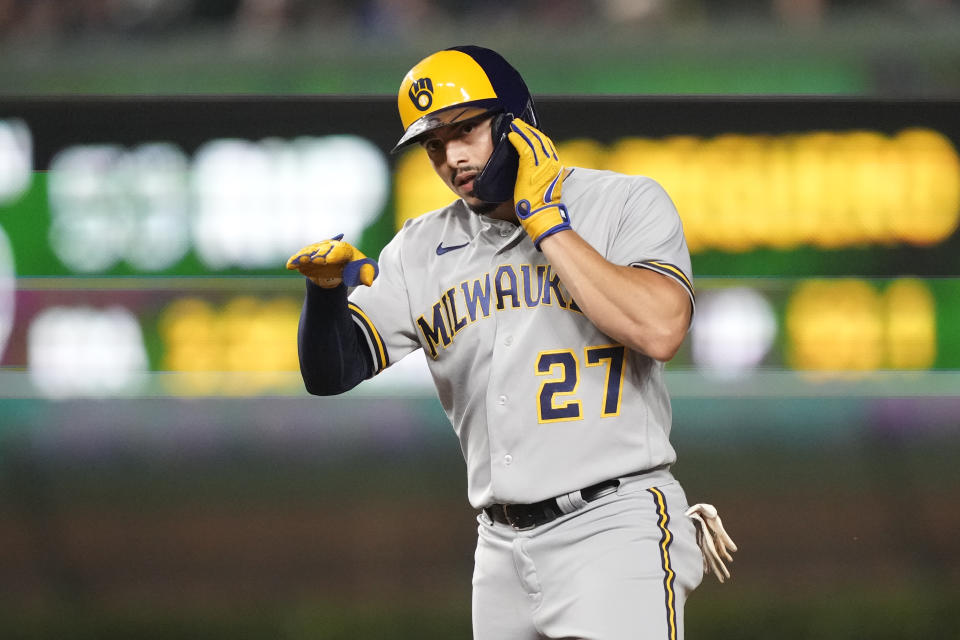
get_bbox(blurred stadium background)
[1,1,960,638]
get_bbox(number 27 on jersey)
[536,344,626,423]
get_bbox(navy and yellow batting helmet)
[392,45,539,153]
[394,45,539,202]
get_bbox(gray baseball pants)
[472,469,703,640]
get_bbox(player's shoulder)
[566,167,672,208]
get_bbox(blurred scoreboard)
[0,97,958,399]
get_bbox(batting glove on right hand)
[686,503,738,583]
[507,119,571,249]
[286,234,378,288]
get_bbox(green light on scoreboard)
[41,135,390,274]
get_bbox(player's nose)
[444,138,472,167]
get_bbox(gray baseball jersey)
[349,167,694,510]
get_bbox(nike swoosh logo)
[436,241,469,256]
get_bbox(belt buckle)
[502,504,536,531]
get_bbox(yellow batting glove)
[507,119,571,249]
[285,234,378,288]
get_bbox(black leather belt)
[483,477,621,531]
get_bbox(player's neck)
[478,200,518,224]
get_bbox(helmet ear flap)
[473,112,519,203]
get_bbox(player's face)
[421,114,497,209]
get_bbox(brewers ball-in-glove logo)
[408,78,434,111]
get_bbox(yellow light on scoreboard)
[393,127,960,252]
[555,138,607,171]
[786,278,937,373]
[884,279,937,369]
[895,128,960,245]
[787,279,884,371]
[763,134,799,250]
[159,295,301,396]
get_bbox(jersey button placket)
[485,227,525,497]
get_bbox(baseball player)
[288,45,736,640]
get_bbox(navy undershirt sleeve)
[297,279,373,395]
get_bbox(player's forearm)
[298,280,373,395]
[540,230,690,361]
